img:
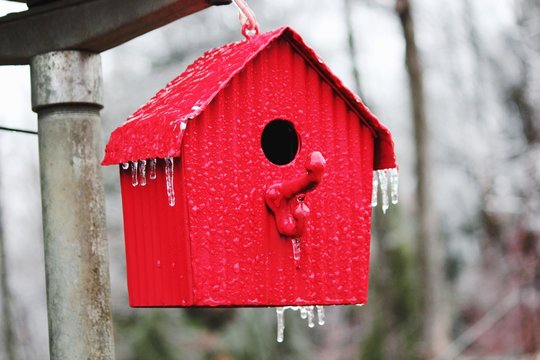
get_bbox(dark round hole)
[261,119,299,166]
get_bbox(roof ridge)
[125,27,288,126]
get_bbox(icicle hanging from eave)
[371,168,399,213]
[120,157,176,207]
[164,157,176,207]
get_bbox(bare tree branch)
[442,290,520,360]
[343,0,362,97]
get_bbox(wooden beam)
[6,0,57,7]
[0,0,231,65]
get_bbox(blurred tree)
[115,312,180,360]
[343,0,363,98]
[395,0,449,358]
[442,0,540,357]
[341,1,424,359]
[361,220,421,360]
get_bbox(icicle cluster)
[371,168,399,213]
[276,305,326,342]
[121,158,175,207]
[124,159,156,187]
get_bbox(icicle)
[291,238,301,263]
[371,171,379,207]
[139,159,147,186]
[131,161,138,186]
[378,169,389,213]
[373,168,399,211]
[306,306,315,328]
[164,157,176,206]
[276,308,285,343]
[149,158,157,180]
[389,168,399,204]
[275,305,326,342]
[316,305,325,325]
[121,162,129,170]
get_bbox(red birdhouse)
[102,27,398,308]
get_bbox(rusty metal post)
[30,51,114,360]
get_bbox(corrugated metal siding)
[120,37,375,307]
[182,38,374,306]
[120,159,193,306]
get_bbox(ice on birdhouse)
[300,307,308,319]
[291,238,301,264]
[371,171,379,207]
[316,305,325,325]
[275,305,326,342]
[164,157,175,207]
[371,168,399,213]
[276,308,285,342]
[149,158,157,180]
[131,161,138,187]
[139,159,147,186]
[378,169,389,213]
[389,168,399,204]
[306,306,315,328]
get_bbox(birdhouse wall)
[176,38,375,307]
[119,160,193,306]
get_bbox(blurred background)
[0,0,539,359]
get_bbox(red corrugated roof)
[102,26,397,170]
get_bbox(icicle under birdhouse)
[276,305,326,342]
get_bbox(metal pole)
[30,51,114,360]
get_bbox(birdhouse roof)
[102,26,397,170]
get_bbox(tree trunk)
[512,0,539,146]
[395,0,448,358]
[343,0,362,97]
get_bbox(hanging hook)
[232,0,260,38]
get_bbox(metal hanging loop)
[232,0,260,38]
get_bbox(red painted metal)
[103,27,398,307]
[265,151,326,238]
[102,26,396,170]
[119,159,192,306]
